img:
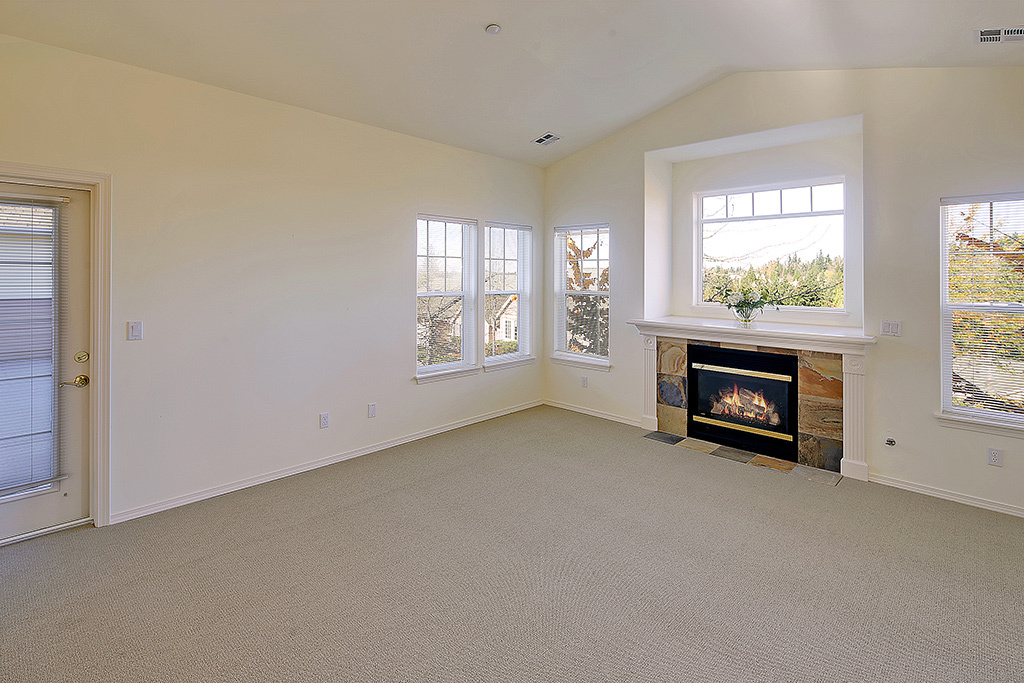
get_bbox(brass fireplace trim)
[690,362,792,383]
[692,415,794,441]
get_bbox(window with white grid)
[484,223,530,362]
[416,216,476,373]
[941,194,1024,427]
[697,180,845,309]
[555,225,609,360]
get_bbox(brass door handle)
[59,375,90,388]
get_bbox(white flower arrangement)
[723,285,767,322]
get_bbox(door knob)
[59,375,90,388]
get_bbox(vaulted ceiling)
[0,0,1022,166]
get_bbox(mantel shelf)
[627,316,876,355]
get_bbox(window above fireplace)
[643,115,864,331]
[697,178,846,311]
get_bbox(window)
[941,194,1024,428]
[416,216,476,373]
[484,223,530,362]
[698,180,845,309]
[555,225,609,362]
[0,199,61,498]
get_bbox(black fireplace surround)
[687,345,799,461]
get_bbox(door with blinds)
[0,182,91,544]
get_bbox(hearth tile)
[710,446,756,463]
[798,353,844,400]
[798,433,843,472]
[657,373,686,408]
[748,455,798,472]
[798,395,843,440]
[678,437,720,454]
[792,465,843,486]
[657,403,687,437]
[657,340,687,374]
[643,431,684,445]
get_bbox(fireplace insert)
[687,345,799,461]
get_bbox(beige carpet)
[3,406,1023,682]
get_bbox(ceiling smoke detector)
[532,132,561,146]
[976,27,1024,43]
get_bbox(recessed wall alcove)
[631,115,875,479]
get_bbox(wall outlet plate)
[319,412,329,429]
[988,447,1003,467]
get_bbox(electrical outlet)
[368,403,376,418]
[319,412,329,429]
[581,376,588,388]
[988,447,1003,467]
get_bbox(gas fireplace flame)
[711,383,780,427]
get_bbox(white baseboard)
[870,473,1024,519]
[109,400,545,525]
[840,459,869,482]
[542,400,641,427]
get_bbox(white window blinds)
[941,194,1024,424]
[0,197,67,497]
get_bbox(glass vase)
[733,306,759,325]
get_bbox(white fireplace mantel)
[627,316,876,481]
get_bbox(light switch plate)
[127,321,143,341]
[880,320,902,337]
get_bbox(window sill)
[484,356,536,372]
[935,410,1024,439]
[415,365,481,384]
[551,352,611,372]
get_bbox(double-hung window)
[416,216,533,379]
[941,194,1024,429]
[554,225,610,364]
[416,216,476,374]
[484,223,530,363]
[697,180,845,309]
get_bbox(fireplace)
[687,345,799,461]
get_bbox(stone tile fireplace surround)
[628,317,876,480]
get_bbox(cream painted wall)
[0,37,543,518]
[545,67,1024,511]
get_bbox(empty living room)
[2,2,1023,681]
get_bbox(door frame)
[0,160,112,527]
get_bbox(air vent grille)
[976,27,1024,43]
[533,132,561,146]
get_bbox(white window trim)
[551,351,611,371]
[938,191,1024,433]
[553,224,611,362]
[484,356,536,372]
[693,176,852,323]
[415,365,482,384]
[483,222,534,369]
[416,215,478,377]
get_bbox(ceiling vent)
[533,132,561,146]
[976,27,1024,43]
